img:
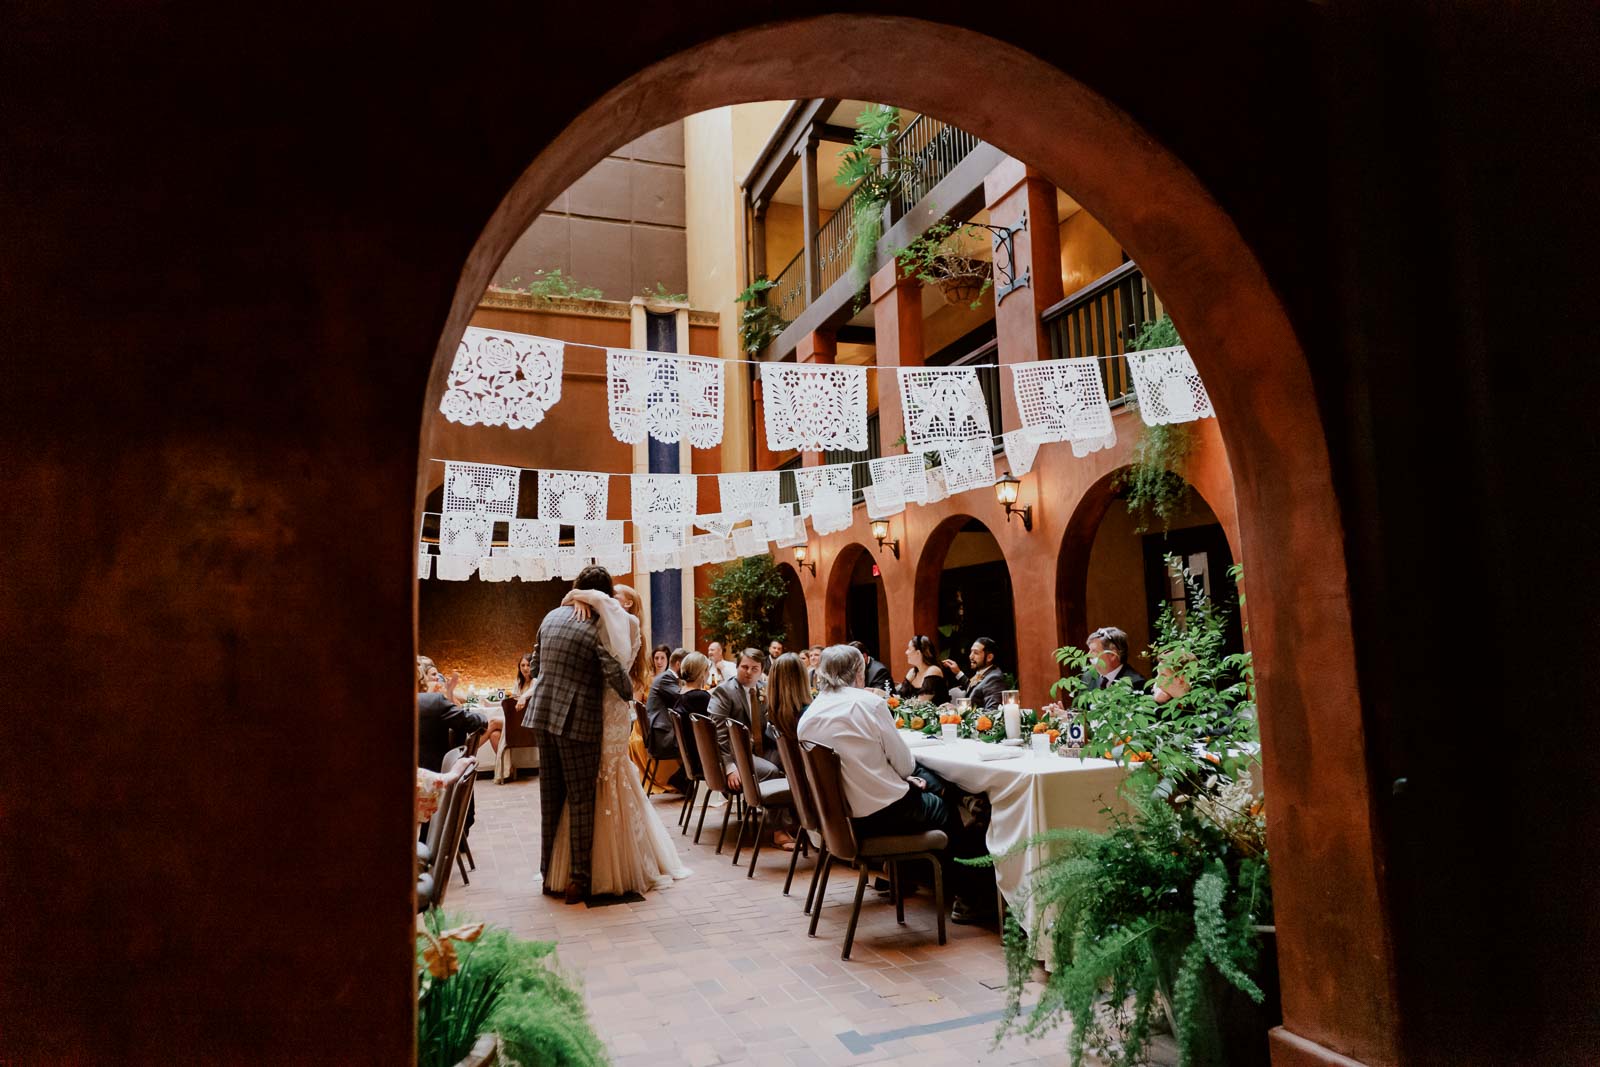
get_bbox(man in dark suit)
[850,641,894,692]
[645,648,688,791]
[418,688,489,773]
[1077,626,1147,698]
[943,636,1007,709]
[706,648,783,791]
[524,565,634,904]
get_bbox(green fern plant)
[735,277,783,355]
[497,268,605,302]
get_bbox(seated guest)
[942,636,1006,710]
[767,652,812,738]
[650,643,671,675]
[897,634,951,705]
[417,656,495,770]
[677,652,714,718]
[640,645,688,792]
[806,645,824,687]
[707,648,783,792]
[1079,626,1147,698]
[850,641,894,692]
[800,644,994,922]
[705,640,736,687]
[768,638,786,665]
[512,650,537,714]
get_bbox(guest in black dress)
[897,634,952,705]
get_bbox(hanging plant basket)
[937,272,989,307]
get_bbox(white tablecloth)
[904,733,1130,939]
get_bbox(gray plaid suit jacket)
[706,675,775,773]
[523,606,632,742]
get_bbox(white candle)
[1003,702,1021,740]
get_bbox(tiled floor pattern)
[448,775,1102,1066]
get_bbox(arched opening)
[823,542,889,658]
[1057,467,1243,670]
[911,514,1017,685]
[418,17,1393,1065]
[775,560,809,650]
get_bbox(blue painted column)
[645,311,683,649]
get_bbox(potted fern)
[895,218,993,309]
[980,561,1276,1066]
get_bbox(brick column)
[798,328,837,472]
[983,157,1064,431]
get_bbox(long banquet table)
[900,732,1131,943]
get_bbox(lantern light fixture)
[995,474,1033,531]
[793,543,816,576]
[870,519,900,559]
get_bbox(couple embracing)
[523,565,690,904]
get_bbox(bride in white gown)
[546,582,691,896]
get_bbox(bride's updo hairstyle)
[679,652,711,688]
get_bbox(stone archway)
[823,542,888,651]
[912,513,1018,682]
[775,560,809,650]
[423,17,1394,1065]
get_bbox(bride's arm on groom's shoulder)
[598,646,633,703]
[562,587,605,622]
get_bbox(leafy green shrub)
[735,277,783,355]
[497,269,605,302]
[894,218,993,309]
[417,912,607,1067]
[695,554,787,652]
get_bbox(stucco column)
[869,259,923,674]
[798,133,821,301]
[983,156,1065,431]
[798,329,836,472]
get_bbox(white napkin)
[903,733,940,748]
[977,746,1024,761]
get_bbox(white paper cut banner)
[794,464,853,518]
[637,522,687,554]
[606,349,725,448]
[694,513,736,538]
[509,519,559,555]
[436,554,477,581]
[863,484,903,520]
[912,465,949,505]
[631,474,696,524]
[939,441,997,494]
[479,554,517,582]
[418,545,433,580]
[443,461,520,519]
[718,471,780,520]
[596,546,633,575]
[538,470,608,523]
[639,549,682,574]
[898,367,991,451]
[772,512,809,548]
[731,524,768,558]
[574,520,625,554]
[1127,346,1215,426]
[440,512,493,558]
[440,328,564,430]
[868,454,920,514]
[688,533,735,566]
[1002,430,1041,477]
[759,363,868,452]
[515,556,549,582]
[1011,358,1114,450]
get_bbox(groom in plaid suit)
[525,565,634,904]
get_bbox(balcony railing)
[1041,260,1163,402]
[769,249,807,323]
[816,190,862,295]
[892,114,982,218]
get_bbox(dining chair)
[689,713,744,853]
[440,745,477,883]
[418,757,477,912]
[798,740,946,960]
[725,718,793,876]
[774,728,827,911]
[632,701,659,789]
[667,707,703,834]
[499,696,539,780]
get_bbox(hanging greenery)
[976,561,1271,1067]
[834,105,917,291]
[895,217,993,309]
[696,554,788,651]
[735,277,783,355]
[1119,314,1193,532]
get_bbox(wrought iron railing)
[1040,261,1164,402]
[816,190,863,295]
[769,249,807,323]
[892,114,982,217]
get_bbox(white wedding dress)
[546,590,691,895]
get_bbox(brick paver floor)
[448,775,1117,1066]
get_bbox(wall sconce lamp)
[995,474,1033,531]
[793,543,816,576]
[870,519,901,559]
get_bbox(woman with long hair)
[767,651,812,739]
[898,634,952,705]
[512,651,537,712]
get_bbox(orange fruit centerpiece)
[975,715,993,732]
[1033,722,1049,734]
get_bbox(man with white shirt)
[797,645,950,841]
[705,640,737,687]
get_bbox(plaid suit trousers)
[533,727,602,887]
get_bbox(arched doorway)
[912,514,1018,685]
[423,18,1394,1065]
[1057,467,1243,669]
[824,542,890,659]
[775,560,809,650]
